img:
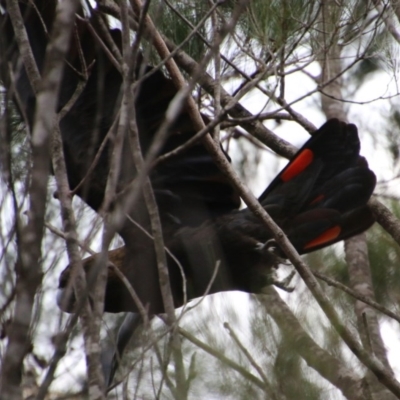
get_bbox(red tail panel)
[281,149,314,182]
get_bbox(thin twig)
[312,270,400,324]
[178,327,266,390]
[223,322,279,399]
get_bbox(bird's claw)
[270,269,296,292]
[256,239,290,267]
[256,239,278,252]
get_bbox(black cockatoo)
[58,118,376,313]
[58,118,375,386]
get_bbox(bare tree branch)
[0,1,80,398]
[259,287,367,400]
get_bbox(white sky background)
[1,17,400,399]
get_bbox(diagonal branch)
[259,287,366,400]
